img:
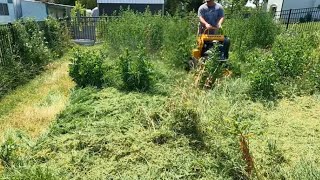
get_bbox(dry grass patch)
[0,57,74,141]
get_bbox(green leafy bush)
[119,48,154,91]
[225,11,280,56]
[161,14,195,67]
[246,49,280,100]
[69,48,104,88]
[272,32,311,78]
[43,18,70,57]
[104,10,164,54]
[12,20,50,67]
[0,19,57,98]
[231,27,320,100]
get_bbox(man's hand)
[205,23,213,29]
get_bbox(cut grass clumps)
[0,85,250,179]
[1,165,60,180]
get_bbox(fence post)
[286,9,292,30]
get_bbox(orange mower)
[189,27,232,87]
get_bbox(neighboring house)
[97,0,164,16]
[266,0,320,13]
[0,0,15,23]
[46,2,73,19]
[0,0,73,24]
[265,0,320,22]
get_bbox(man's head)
[205,0,215,6]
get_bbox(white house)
[265,0,320,22]
[0,0,74,24]
[266,0,320,11]
[0,0,16,23]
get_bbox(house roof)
[44,2,74,8]
[23,0,74,8]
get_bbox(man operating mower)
[198,0,230,60]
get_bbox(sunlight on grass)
[0,56,75,141]
[251,95,320,173]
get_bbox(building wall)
[21,0,47,21]
[0,0,15,24]
[266,0,283,12]
[98,3,163,15]
[282,0,318,10]
[275,0,320,22]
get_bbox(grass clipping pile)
[0,81,263,179]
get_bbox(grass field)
[1,12,320,179]
[0,45,320,179]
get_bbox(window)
[7,0,13,3]
[270,5,277,15]
[0,3,9,16]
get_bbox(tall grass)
[0,18,70,99]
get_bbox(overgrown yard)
[1,11,320,179]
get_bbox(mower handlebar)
[202,27,223,35]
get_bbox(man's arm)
[199,16,213,29]
[217,17,224,28]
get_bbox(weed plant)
[102,10,195,68]
[104,9,164,55]
[43,18,70,58]
[225,11,280,62]
[119,48,154,92]
[239,30,320,99]
[69,48,104,88]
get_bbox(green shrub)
[104,10,164,54]
[0,19,63,98]
[12,20,50,67]
[161,14,195,67]
[246,49,280,100]
[272,32,311,78]
[69,48,104,88]
[119,48,154,91]
[225,11,280,53]
[0,63,32,98]
[43,18,70,57]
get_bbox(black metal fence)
[66,16,117,42]
[275,6,320,30]
[66,7,320,41]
